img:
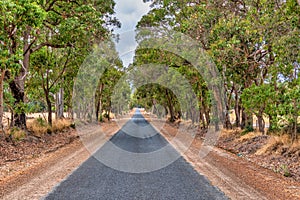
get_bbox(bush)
[281,165,292,177]
[27,118,50,137]
[241,125,254,135]
[52,118,72,133]
[9,128,26,141]
[27,118,73,137]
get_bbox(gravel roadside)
[149,119,300,200]
[1,114,300,200]
[0,122,119,200]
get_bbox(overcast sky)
[113,0,151,67]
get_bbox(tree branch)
[45,0,59,11]
[23,36,38,56]
[49,49,71,89]
[31,42,72,53]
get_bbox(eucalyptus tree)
[0,0,119,128]
[137,0,299,136]
[28,47,75,126]
[96,64,124,121]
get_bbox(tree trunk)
[168,105,175,122]
[9,79,26,129]
[55,87,64,119]
[164,106,168,119]
[268,114,273,132]
[241,108,253,130]
[177,110,182,120]
[234,86,240,127]
[248,115,253,129]
[192,108,196,124]
[293,115,297,141]
[241,108,246,129]
[200,111,205,129]
[67,107,73,119]
[203,102,210,127]
[151,104,155,115]
[188,109,191,121]
[46,95,52,126]
[0,70,7,134]
[95,83,104,121]
[224,96,232,129]
[9,29,31,129]
[165,89,175,122]
[95,99,100,121]
[7,105,14,128]
[106,110,110,121]
[257,113,265,134]
[292,99,298,141]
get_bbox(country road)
[44,110,227,200]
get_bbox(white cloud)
[113,0,151,67]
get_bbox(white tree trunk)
[55,87,64,119]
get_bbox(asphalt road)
[44,110,227,200]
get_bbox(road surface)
[44,110,227,200]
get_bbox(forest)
[0,0,299,141]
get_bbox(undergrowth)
[9,128,26,141]
[27,118,72,137]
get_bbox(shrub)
[28,118,72,136]
[27,118,50,137]
[9,128,26,141]
[241,125,255,135]
[52,118,72,133]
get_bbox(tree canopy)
[0,0,299,141]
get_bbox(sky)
[113,0,151,67]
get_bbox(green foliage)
[26,101,45,113]
[241,125,255,135]
[0,0,298,141]
[0,0,120,128]
[36,117,47,127]
[274,164,292,177]
[134,0,300,135]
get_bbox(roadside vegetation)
[218,128,300,180]
[0,0,299,180]
[132,0,299,142]
[131,0,299,179]
[0,0,123,140]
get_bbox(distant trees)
[72,40,127,123]
[95,60,126,121]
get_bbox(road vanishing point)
[44,110,227,200]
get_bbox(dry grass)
[9,128,26,141]
[220,128,240,138]
[52,118,72,133]
[27,118,51,137]
[256,134,292,155]
[236,131,263,143]
[27,118,72,137]
[290,139,300,153]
